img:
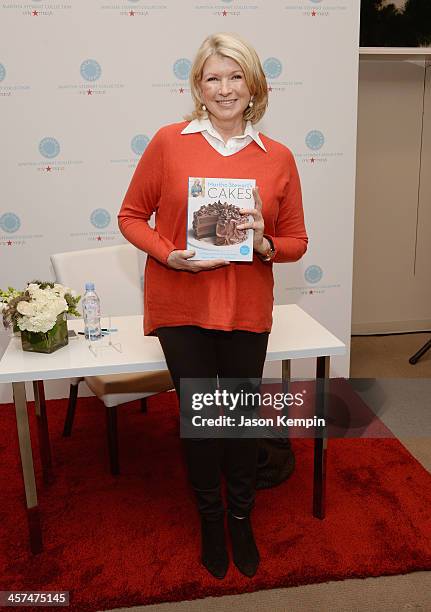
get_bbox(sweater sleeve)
[265,151,308,263]
[118,128,177,265]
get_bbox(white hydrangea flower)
[16,301,36,316]
[16,285,70,333]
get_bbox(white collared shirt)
[181,117,267,157]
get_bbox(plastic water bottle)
[82,282,102,341]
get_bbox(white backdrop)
[0,0,360,402]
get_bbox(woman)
[118,32,308,579]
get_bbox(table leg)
[313,356,330,519]
[12,382,43,554]
[281,359,291,388]
[281,358,291,423]
[33,380,53,485]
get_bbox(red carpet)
[0,392,430,612]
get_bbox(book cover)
[187,177,255,261]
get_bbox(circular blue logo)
[305,130,325,150]
[263,57,282,80]
[0,212,21,234]
[173,58,191,81]
[310,0,323,3]
[39,137,60,159]
[80,59,102,82]
[305,265,323,284]
[90,208,111,229]
[240,245,250,256]
[131,134,149,155]
[0,64,6,82]
[221,0,233,2]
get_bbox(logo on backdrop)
[70,208,120,244]
[130,134,149,156]
[0,63,31,97]
[110,133,151,168]
[39,137,60,159]
[287,264,341,296]
[305,130,324,150]
[263,56,303,93]
[58,59,125,96]
[0,213,43,248]
[296,130,343,165]
[285,1,348,18]
[90,209,111,229]
[80,59,102,82]
[193,0,260,17]
[0,1,72,17]
[152,58,193,96]
[17,137,83,173]
[173,59,192,81]
[263,58,282,80]
[0,213,20,234]
[98,0,168,17]
[305,265,323,284]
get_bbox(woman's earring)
[202,104,207,112]
[248,99,254,108]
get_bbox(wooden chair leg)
[105,405,120,475]
[63,383,79,437]
[140,397,148,413]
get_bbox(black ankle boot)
[201,516,229,579]
[227,513,260,577]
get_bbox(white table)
[0,304,346,554]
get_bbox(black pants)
[156,325,269,519]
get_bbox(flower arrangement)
[1,281,80,333]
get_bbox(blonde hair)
[186,33,268,124]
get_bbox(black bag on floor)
[256,438,295,490]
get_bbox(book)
[187,177,256,261]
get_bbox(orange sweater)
[118,122,308,335]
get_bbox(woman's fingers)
[240,208,259,218]
[167,249,230,272]
[177,249,196,259]
[252,186,262,209]
[192,259,230,270]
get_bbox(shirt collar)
[181,117,267,152]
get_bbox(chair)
[51,243,173,475]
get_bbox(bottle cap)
[85,282,95,291]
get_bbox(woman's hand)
[237,186,268,255]
[167,249,230,273]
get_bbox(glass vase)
[21,313,69,354]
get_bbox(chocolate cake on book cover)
[192,200,247,246]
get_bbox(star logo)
[32,10,38,16]
[310,158,315,164]
[87,89,92,95]
[97,236,102,241]
[309,290,313,294]
[222,10,227,16]
[7,240,12,246]
[46,166,52,172]
[129,10,135,16]
[268,86,273,93]
[179,87,184,94]
[311,10,316,16]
